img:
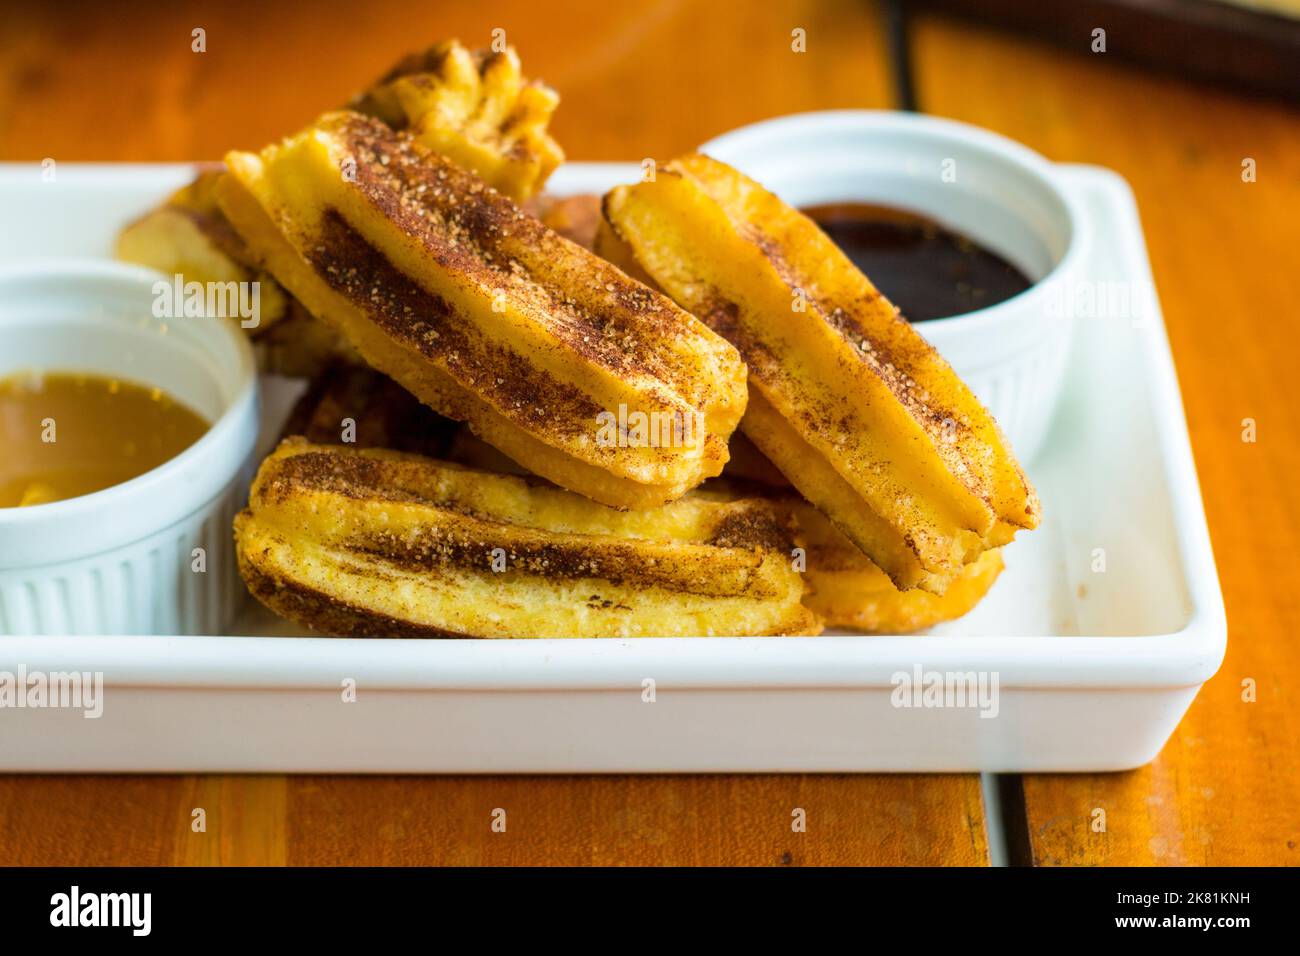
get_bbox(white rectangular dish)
[0,161,1225,772]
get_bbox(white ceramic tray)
[0,162,1224,771]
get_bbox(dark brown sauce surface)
[803,202,1033,322]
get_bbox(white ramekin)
[0,259,259,635]
[700,110,1090,462]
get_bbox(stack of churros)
[240,367,815,638]
[117,39,1038,638]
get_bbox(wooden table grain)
[0,774,989,866]
[0,0,1295,866]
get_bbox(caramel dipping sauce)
[803,203,1033,322]
[0,372,210,508]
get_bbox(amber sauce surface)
[803,202,1033,322]
[0,372,209,508]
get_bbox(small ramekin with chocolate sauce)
[701,111,1089,461]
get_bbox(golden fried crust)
[793,502,1003,632]
[115,172,363,379]
[715,436,1000,629]
[603,154,1039,590]
[281,364,456,454]
[350,39,563,201]
[286,363,538,476]
[251,309,362,378]
[718,430,794,490]
[219,113,748,510]
[118,38,563,369]
[114,169,295,334]
[236,440,820,638]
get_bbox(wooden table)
[1,0,1296,866]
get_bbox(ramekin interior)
[699,110,1089,330]
[0,259,258,567]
